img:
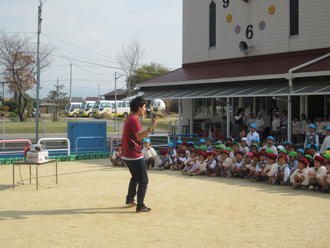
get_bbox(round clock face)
[221,0,277,45]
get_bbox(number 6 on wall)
[246,25,254,39]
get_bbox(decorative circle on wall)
[235,25,241,34]
[226,14,233,23]
[268,5,276,15]
[259,21,266,30]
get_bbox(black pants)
[124,158,149,208]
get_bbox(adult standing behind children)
[121,96,158,213]
[320,126,330,154]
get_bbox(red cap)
[267,153,278,160]
[278,155,288,161]
[246,152,253,157]
[182,142,188,146]
[299,158,309,167]
[160,148,168,156]
[314,155,326,164]
[177,149,186,154]
[207,151,217,157]
[221,150,230,155]
[252,152,259,158]
[234,151,244,156]
[198,151,207,158]
[259,151,266,156]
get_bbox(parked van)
[79,101,96,118]
[111,100,130,118]
[65,102,82,117]
[93,100,113,118]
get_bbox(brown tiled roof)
[140,48,330,85]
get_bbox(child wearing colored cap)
[167,142,177,166]
[182,150,197,175]
[262,136,278,155]
[288,151,298,174]
[246,123,260,146]
[172,149,187,170]
[220,149,233,178]
[304,124,319,149]
[156,148,171,170]
[320,126,330,154]
[239,138,250,155]
[232,151,245,177]
[249,153,259,179]
[319,160,330,192]
[188,151,207,176]
[255,151,267,181]
[242,152,253,176]
[290,158,310,189]
[142,138,158,170]
[265,153,279,184]
[110,144,124,166]
[277,155,291,185]
[206,152,218,177]
[308,155,327,191]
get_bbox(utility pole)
[98,84,100,100]
[69,63,72,103]
[35,1,43,142]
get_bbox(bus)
[65,102,82,117]
[93,100,113,118]
[111,100,130,118]
[79,101,96,118]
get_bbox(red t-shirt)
[121,115,143,159]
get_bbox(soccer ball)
[150,99,166,115]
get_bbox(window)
[290,0,299,36]
[209,1,216,47]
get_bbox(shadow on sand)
[0,206,136,220]
[149,169,330,200]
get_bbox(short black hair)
[130,96,147,113]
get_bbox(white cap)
[277,145,285,150]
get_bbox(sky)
[0,0,182,99]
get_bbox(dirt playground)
[0,159,329,248]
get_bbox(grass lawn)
[141,116,178,131]
[0,119,114,134]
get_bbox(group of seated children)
[155,136,330,193]
[110,124,330,193]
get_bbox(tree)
[48,83,68,121]
[117,39,144,96]
[129,63,170,86]
[0,33,52,121]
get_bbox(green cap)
[265,148,274,154]
[279,149,287,154]
[322,153,330,160]
[288,151,298,157]
[199,145,207,151]
[224,147,232,152]
[305,154,313,161]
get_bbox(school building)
[137,0,330,141]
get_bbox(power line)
[42,33,119,64]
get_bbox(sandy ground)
[0,160,329,248]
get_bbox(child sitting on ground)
[319,160,330,192]
[142,138,157,170]
[182,150,197,175]
[220,149,233,178]
[262,153,278,184]
[255,151,267,181]
[206,152,218,177]
[188,151,207,176]
[157,148,171,170]
[277,155,291,185]
[172,149,187,170]
[110,144,123,166]
[290,158,310,189]
[308,155,327,191]
[232,151,244,177]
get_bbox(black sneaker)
[136,206,151,213]
[125,200,137,207]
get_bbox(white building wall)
[183,0,330,64]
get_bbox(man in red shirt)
[122,96,157,213]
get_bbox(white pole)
[35,3,42,142]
